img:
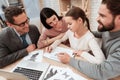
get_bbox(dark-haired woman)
[37,7,68,49]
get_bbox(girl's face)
[64,16,81,32]
[46,15,59,28]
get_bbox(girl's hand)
[73,50,83,56]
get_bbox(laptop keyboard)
[13,67,43,80]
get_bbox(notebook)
[0,70,28,80]
[11,60,50,80]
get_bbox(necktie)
[20,34,28,47]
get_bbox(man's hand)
[26,44,36,53]
[57,53,70,64]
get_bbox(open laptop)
[11,60,50,80]
[0,70,28,80]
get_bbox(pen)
[72,53,76,58]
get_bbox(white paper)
[23,49,43,62]
[44,66,87,80]
[44,47,74,62]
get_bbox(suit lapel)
[10,28,23,48]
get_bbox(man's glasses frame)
[13,17,30,27]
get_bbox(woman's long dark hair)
[40,7,62,29]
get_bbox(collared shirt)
[13,28,32,45]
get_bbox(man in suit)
[0,6,40,68]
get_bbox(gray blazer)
[0,25,40,68]
[69,31,120,80]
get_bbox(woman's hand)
[44,46,53,53]
[57,53,70,64]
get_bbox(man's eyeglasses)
[13,17,30,27]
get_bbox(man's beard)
[98,25,114,32]
[97,19,114,32]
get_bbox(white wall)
[42,0,60,15]
[90,0,102,31]
[22,0,41,30]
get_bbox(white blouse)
[51,30,105,64]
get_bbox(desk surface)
[1,45,120,80]
[2,56,93,80]
[1,45,93,80]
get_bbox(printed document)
[23,49,43,62]
[43,65,87,80]
[44,47,74,62]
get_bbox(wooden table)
[1,44,120,80]
[1,45,93,80]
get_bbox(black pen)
[72,53,76,58]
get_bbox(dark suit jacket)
[0,25,40,68]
